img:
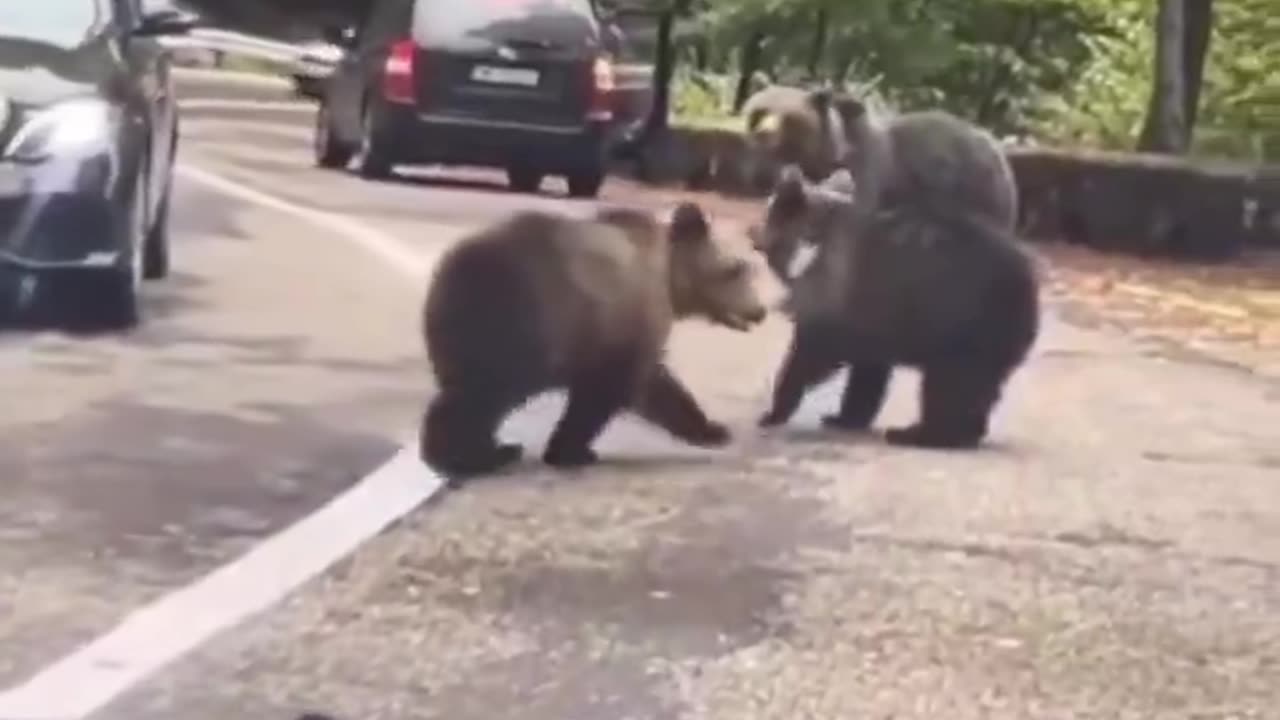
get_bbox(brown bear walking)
[420,202,769,484]
[755,169,1041,449]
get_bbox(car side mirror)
[133,8,198,37]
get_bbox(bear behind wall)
[741,85,848,184]
[817,92,1020,232]
[420,203,769,483]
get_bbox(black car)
[313,0,625,198]
[0,0,193,329]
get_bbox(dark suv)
[313,0,621,198]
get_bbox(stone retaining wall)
[612,125,1280,262]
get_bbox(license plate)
[470,65,540,88]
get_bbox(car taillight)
[382,39,417,104]
[587,55,614,121]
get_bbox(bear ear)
[772,165,808,211]
[806,87,834,117]
[830,93,866,125]
[669,201,710,245]
[777,163,806,186]
[819,168,857,198]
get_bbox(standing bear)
[420,202,770,484]
[755,168,1042,449]
[813,89,1020,233]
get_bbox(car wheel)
[355,104,394,179]
[88,187,146,331]
[566,165,606,199]
[507,166,544,194]
[314,101,354,169]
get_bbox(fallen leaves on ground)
[1041,244,1280,360]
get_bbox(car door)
[329,0,407,143]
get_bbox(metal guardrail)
[159,28,330,68]
[163,26,654,120]
[162,27,652,79]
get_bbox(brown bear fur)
[742,85,849,184]
[420,203,769,484]
[818,91,1019,232]
[755,169,1041,449]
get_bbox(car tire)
[89,188,146,331]
[566,165,606,199]
[315,101,354,169]
[355,103,394,179]
[91,265,142,331]
[507,166,544,194]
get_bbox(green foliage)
[667,0,1280,162]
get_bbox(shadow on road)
[0,270,213,339]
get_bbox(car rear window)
[0,0,106,48]
[412,0,597,46]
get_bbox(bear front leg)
[885,364,1004,449]
[822,362,893,432]
[543,362,635,469]
[632,362,731,448]
[759,323,843,427]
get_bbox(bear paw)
[757,408,790,428]
[687,420,732,448]
[884,424,982,450]
[438,443,525,488]
[543,443,600,469]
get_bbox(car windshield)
[0,0,106,48]
[413,0,596,46]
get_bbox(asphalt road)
[1,71,1277,720]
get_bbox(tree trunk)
[732,28,766,113]
[642,9,678,135]
[1137,0,1189,154]
[1181,0,1214,132]
[806,8,829,80]
[692,37,709,72]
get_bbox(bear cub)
[420,202,769,485]
[755,168,1042,449]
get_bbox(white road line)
[0,447,438,720]
[175,163,430,278]
[0,166,451,720]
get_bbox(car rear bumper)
[379,106,609,172]
[0,157,130,271]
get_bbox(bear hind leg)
[885,364,1005,449]
[822,362,892,432]
[420,390,524,486]
[543,360,636,470]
